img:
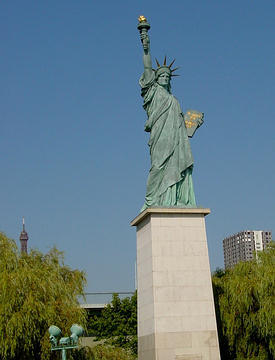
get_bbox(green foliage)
[0,232,87,360]
[88,292,137,355]
[212,243,275,360]
[70,344,136,360]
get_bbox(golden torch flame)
[138,15,147,22]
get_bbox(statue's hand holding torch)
[137,16,151,52]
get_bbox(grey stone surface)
[132,208,220,360]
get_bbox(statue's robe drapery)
[140,72,196,211]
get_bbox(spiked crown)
[155,56,179,78]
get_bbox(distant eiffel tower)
[19,217,29,254]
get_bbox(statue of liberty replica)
[138,16,204,211]
[132,17,220,360]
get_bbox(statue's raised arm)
[137,16,153,82]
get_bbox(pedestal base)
[131,208,220,360]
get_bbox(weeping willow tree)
[213,242,275,360]
[0,232,87,360]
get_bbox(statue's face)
[157,72,170,88]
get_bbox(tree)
[0,232,87,360]
[212,243,275,360]
[88,292,137,355]
[71,344,136,360]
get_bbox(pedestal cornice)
[131,207,211,227]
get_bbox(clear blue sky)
[1,1,274,292]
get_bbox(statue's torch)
[137,15,150,51]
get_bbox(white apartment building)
[223,230,272,268]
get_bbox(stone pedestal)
[131,208,220,360]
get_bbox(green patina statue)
[137,16,204,212]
